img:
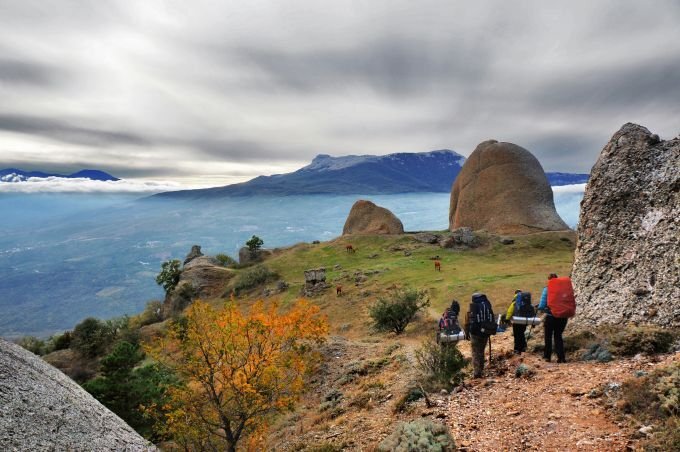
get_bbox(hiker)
[505,289,536,355]
[464,293,497,378]
[439,300,461,334]
[538,273,576,363]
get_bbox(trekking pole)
[527,305,540,341]
[488,336,492,365]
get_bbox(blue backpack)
[516,292,535,318]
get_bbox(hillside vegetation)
[34,231,679,450]
[240,231,576,333]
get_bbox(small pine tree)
[246,235,264,257]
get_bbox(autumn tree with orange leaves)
[149,299,328,451]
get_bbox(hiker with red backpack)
[538,273,576,363]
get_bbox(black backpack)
[449,300,460,318]
[516,292,535,318]
[468,293,497,336]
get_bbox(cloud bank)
[1,1,679,184]
[0,176,199,193]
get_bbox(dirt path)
[444,332,669,451]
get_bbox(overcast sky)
[1,1,679,185]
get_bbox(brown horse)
[434,260,441,272]
[336,285,343,297]
[346,244,355,253]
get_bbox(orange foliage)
[149,299,328,451]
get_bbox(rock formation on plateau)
[343,200,404,235]
[572,123,679,326]
[449,140,569,234]
[0,339,153,451]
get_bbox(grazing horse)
[336,285,343,297]
[345,244,355,253]
[434,260,441,272]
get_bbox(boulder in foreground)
[572,123,679,327]
[0,339,153,451]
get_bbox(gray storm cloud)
[0,0,679,184]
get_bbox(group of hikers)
[437,273,577,378]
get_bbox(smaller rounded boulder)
[343,200,404,235]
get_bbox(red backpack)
[547,277,576,318]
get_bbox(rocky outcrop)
[163,250,234,318]
[238,247,274,265]
[441,227,479,248]
[343,200,404,235]
[183,244,204,265]
[301,268,330,297]
[0,339,153,451]
[572,123,679,327]
[449,140,569,234]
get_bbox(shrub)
[394,387,425,413]
[233,265,277,294]
[215,253,237,267]
[72,317,113,358]
[563,330,597,353]
[610,327,675,356]
[156,259,182,294]
[50,331,72,351]
[415,341,467,390]
[582,343,613,362]
[614,362,680,450]
[138,300,163,326]
[515,363,535,378]
[369,287,429,335]
[16,336,46,355]
[377,419,455,452]
[83,341,178,441]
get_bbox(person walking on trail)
[538,273,571,363]
[506,289,529,355]
[464,293,496,378]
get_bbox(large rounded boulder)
[343,200,404,235]
[449,140,568,234]
[0,339,153,450]
[572,123,679,327]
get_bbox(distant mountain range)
[154,150,589,199]
[0,168,119,182]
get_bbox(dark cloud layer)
[0,114,150,147]
[1,1,679,182]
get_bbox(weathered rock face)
[184,244,204,265]
[0,339,153,451]
[301,268,330,297]
[572,123,680,327]
[449,140,569,234]
[343,200,404,235]
[162,254,234,318]
[441,227,479,248]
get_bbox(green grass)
[221,231,576,337]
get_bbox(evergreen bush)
[377,419,455,452]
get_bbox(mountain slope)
[153,150,588,199]
[155,150,467,198]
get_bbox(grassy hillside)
[232,231,576,336]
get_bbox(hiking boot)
[557,359,566,363]
[543,357,551,362]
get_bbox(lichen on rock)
[572,123,680,327]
